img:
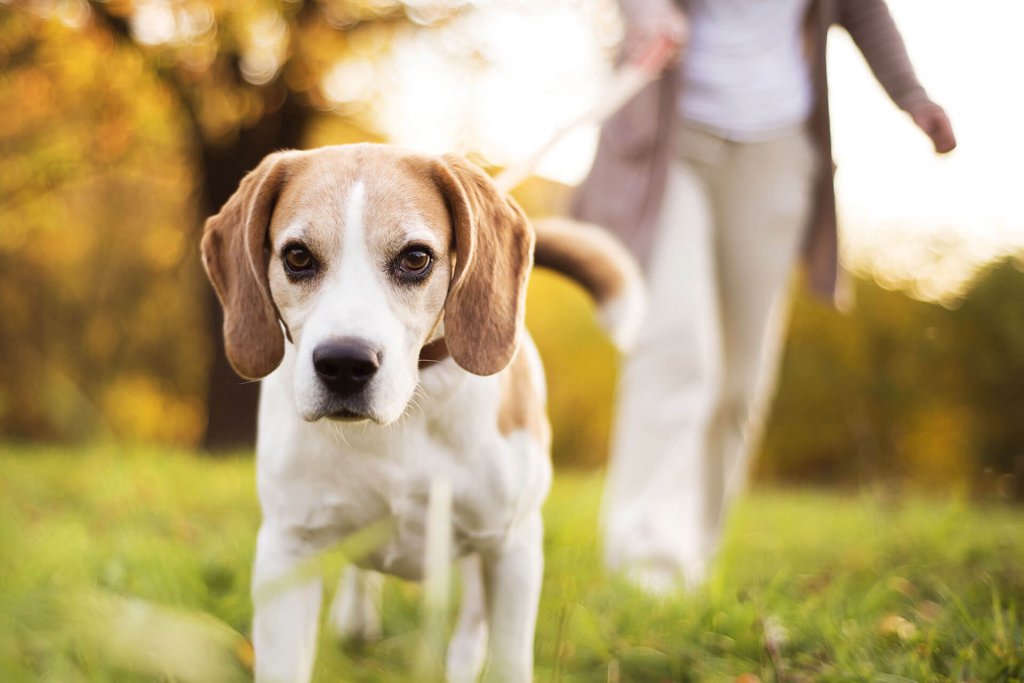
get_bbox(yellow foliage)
[100,376,205,445]
[526,270,619,469]
[901,403,973,489]
[141,227,187,271]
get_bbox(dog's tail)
[532,217,647,352]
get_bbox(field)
[1,445,1022,682]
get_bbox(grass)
[1,444,1022,682]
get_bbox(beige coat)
[571,0,936,301]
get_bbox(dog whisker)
[408,397,425,419]
[329,420,350,446]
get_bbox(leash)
[493,35,678,194]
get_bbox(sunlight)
[368,0,617,168]
[130,0,214,47]
[829,0,1024,297]
[366,0,1022,300]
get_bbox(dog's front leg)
[252,525,324,683]
[480,513,544,683]
[447,554,488,683]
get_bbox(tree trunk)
[200,93,311,451]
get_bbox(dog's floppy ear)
[200,151,297,380]
[434,154,535,376]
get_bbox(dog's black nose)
[313,339,381,396]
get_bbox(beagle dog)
[201,144,643,683]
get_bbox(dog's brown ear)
[200,151,296,380]
[434,154,535,376]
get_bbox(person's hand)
[624,5,689,69]
[909,101,957,154]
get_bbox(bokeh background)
[3,2,1024,681]
[2,0,1022,498]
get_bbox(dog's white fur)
[201,144,642,683]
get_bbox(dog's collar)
[418,338,450,368]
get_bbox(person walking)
[574,0,957,592]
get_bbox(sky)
[374,0,1023,302]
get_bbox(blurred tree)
[0,9,207,444]
[759,260,1024,500]
[759,276,961,487]
[951,258,1024,498]
[39,0,467,448]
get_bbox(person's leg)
[700,129,818,554]
[601,133,725,591]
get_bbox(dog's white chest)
[256,361,549,581]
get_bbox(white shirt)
[678,0,814,141]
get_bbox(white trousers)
[601,123,817,590]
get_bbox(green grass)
[1,444,1022,682]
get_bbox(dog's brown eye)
[398,249,432,276]
[283,246,314,274]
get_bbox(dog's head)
[201,144,534,425]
